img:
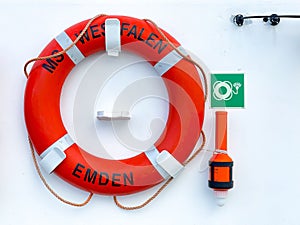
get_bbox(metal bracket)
[97,111,130,120]
[233,14,300,27]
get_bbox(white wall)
[1,1,300,225]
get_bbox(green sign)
[210,73,245,108]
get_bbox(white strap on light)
[154,46,188,76]
[145,147,170,179]
[214,149,228,154]
[97,111,130,120]
[105,18,121,56]
[156,150,184,178]
[40,134,74,174]
[55,31,85,64]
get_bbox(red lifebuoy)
[24,15,205,195]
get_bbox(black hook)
[267,14,280,26]
[233,14,244,26]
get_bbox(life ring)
[24,15,205,196]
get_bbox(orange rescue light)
[209,111,233,206]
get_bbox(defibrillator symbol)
[210,73,245,108]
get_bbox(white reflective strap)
[215,149,228,154]
[39,148,66,175]
[105,18,121,56]
[97,111,130,120]
[156,150,184,178]
[145,147,170,179]
[154,46,188,76]
[40,134,74,174]
[55,31,85,64]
